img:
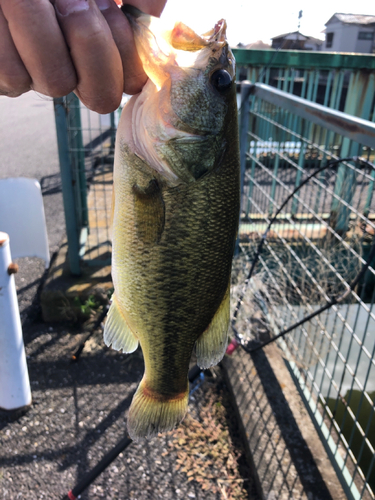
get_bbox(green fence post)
[110,111,116,151]
[53,97,81,276]
[67,93,89,229]
[235,80,253,253]
[268,143,280,216]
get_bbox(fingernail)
[54,0,90,16]
[95,0,113,11]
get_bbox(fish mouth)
[122,4,227,50]
[122,7,235,186]
[166,18,228,52]
[122,7,233,88]
[200,19,228,45]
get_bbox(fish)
[104,7,240,440]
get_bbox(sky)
[161,0,375,46]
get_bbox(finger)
[53,0,123,113]
[0,6,31,96]
[95,0,147,95]
[0,0,77,97]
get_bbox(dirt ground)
[0,315,257,500]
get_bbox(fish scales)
[104,9,240,440]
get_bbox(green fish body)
[104,12,240,440]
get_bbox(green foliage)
[73,295,99,316]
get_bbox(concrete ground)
[0,93,65,324]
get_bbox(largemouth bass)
[104,8,240,440]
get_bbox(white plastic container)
[0,178,49,267]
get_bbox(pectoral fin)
[133,179,165,245]
[104,296,139,353]
[195,283,230,369]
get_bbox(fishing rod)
[61,364,204,500]
[70,305,109,362]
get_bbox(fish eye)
[210,69,233,93]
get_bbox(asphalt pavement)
[0,92,65,322]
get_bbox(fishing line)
[231,156,375,353]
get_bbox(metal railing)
[234,80,375,500]
[55,50,375,275]
[232,49,375,121]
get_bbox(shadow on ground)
[0,321,255,500]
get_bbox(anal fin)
[104,296,139,353]
[195,283,230,369]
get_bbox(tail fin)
[127,380,188,440]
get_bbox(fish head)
[125,9,237,185]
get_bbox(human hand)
[0,0,167,113]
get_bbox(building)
[323,13,375,53]
[243,41,272,50]
[271,32,323,51]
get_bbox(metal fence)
[233,80,375,500]
[54,93,118,274]
[232,49,375,121]
[55,49,375,275]
[53,49,375,499]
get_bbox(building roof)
[271,31,323,45]
[271,31,308,40]
[326,13,375,26]
[305,36,324,45]
[243,40,272,49]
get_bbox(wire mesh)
[233,85,375,499]
[62,93,123,266]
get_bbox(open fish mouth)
[122,5,234,80]
[122,4,228,50]
[166,18,228,51]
